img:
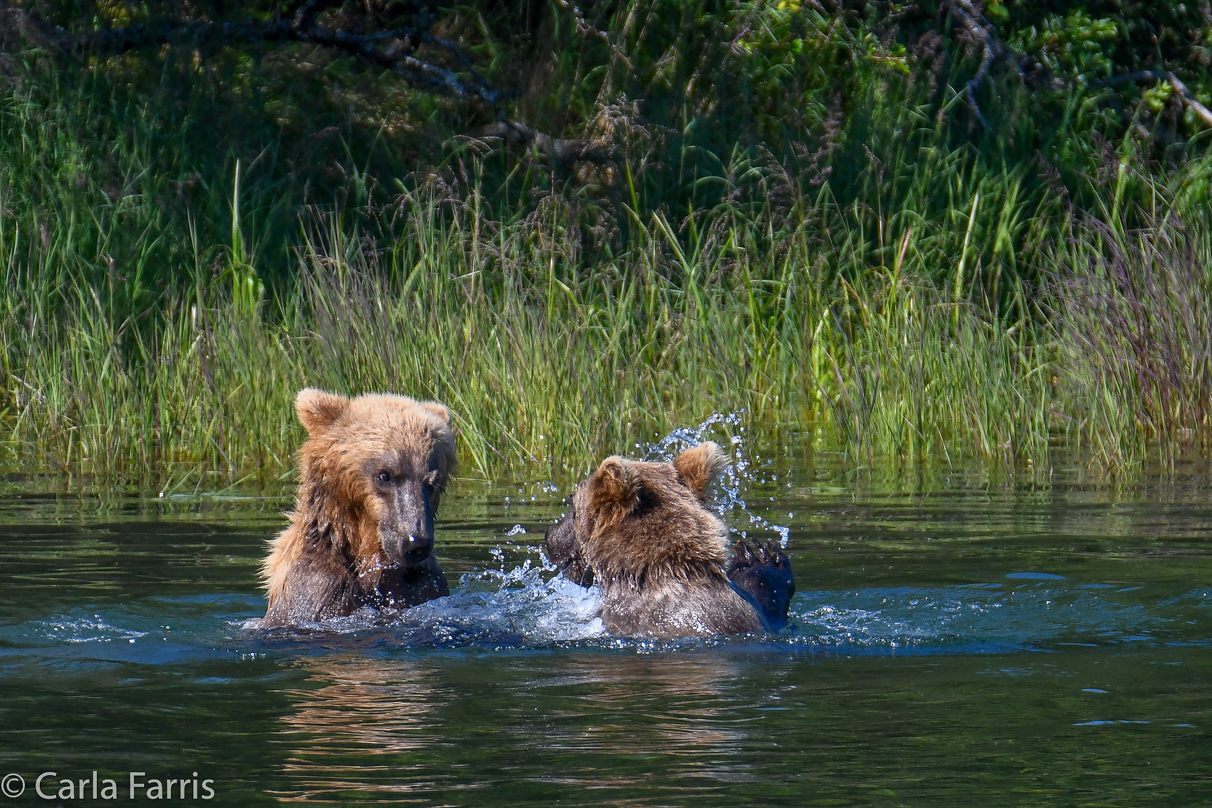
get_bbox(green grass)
[2,23,1212,490]
[3,156,1210,490]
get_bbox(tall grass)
[7,161,1205,489]
[2,39,1212,489]
[1051,212,1212,467]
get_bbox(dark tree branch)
[0,0,505,108]
[1095,70,1212,129]
[944,2,1211,134]
[946,0,1018,127]
[478,121,611,166]
[0,1,616,165]
[1167,73,1212,129]
[549,0,632,69]
[1096,70,1167,87]
[290,0,342,31]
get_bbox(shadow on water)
[0,418,1211,805]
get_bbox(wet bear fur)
[544,443,794,638]
[261,388,456,626]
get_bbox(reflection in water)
[530,653,751,758]
[274,652,761,801]
[276,655,449,801]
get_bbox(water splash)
[241,544,606,649]
[641,411,791,547]
[2,579,1203,670]
[25,615,147,645]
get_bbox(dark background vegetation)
[1,0,1211,483]
[5,1,1210,286]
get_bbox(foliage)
[0,0,1211,484]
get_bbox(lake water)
[0,447,1210,806]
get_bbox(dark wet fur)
[728,539,795,631]
[263,549,448,626]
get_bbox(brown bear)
[544,442,795,639]
[261,388,456,626]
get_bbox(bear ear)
[419,401,452,427]
[587,456,641,523]
[674,441,728,500]
[295,388,349,435]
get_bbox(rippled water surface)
[1,452,1211,805]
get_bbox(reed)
[4,161,1207,489]
[2,25,1212,489]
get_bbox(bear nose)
[401,534,432,565]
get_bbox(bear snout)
[544,517,573,566]
[380,527,434,567]
[380,481,435,567]
[401,536,433,566]
[545,516,594,587]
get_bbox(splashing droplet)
[640,412,791,547]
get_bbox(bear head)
[544,442,731,587]
[294,388,456,571]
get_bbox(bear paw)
[728,539,795,631]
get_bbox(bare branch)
[549,0,632,70]
[947,0,1016,127]
[291,0,342,31]
[1168,73,1212,129]
[0,0,504,108]
[1096,70,1212,129]
[0,1,611,169]
[479,121,612,166]
[1096,70,1167,87]
[944,2,1210,138]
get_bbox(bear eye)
[377,471,392,484]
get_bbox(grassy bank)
[3,1,1212,488]
[4,154,1212,488]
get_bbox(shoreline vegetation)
[6,167,1212,487]
[2,2,1212,488]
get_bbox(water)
[0,453,1210,805]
